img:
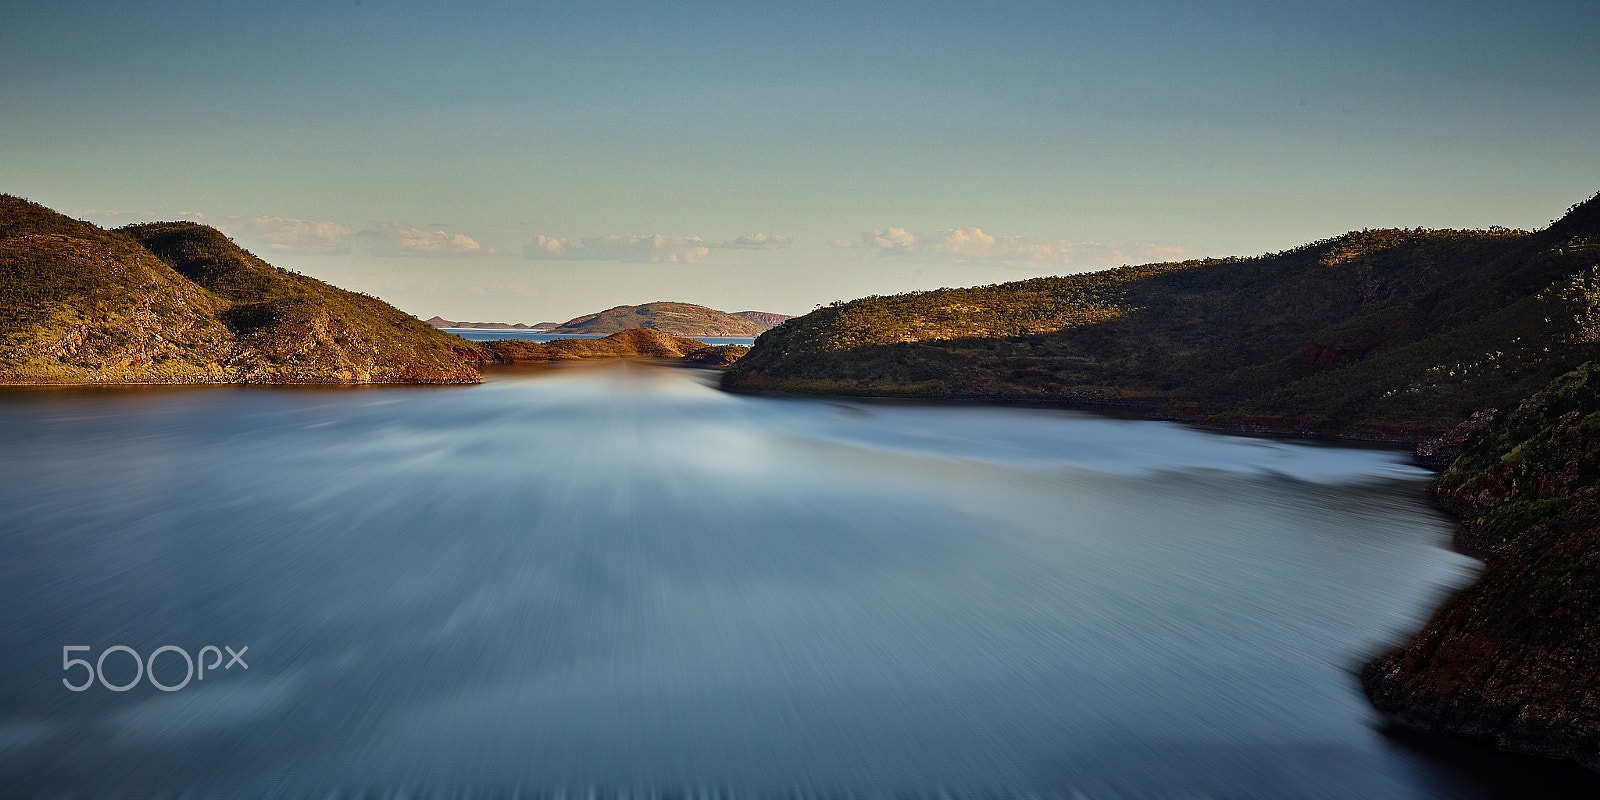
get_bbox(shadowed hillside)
[1364,359,1600,770]
[727,191,1600,439]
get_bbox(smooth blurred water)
[0,363,1586,798]
[443,329,756,346]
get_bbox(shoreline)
[717,384,1444,448]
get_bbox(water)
[443,329,757,346]
[0,363,1590,798]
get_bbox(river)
[0,362,1592,798]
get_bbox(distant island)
[478,327,748,367]
[424,317,559,331]
[0,196,749,384]
[428,303,792,337]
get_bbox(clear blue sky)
[3,0,1596,321]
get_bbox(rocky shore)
[1363,361,1600,771]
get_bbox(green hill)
[726,191,1600,439]
[0,196,480,384]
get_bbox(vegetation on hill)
[550,301,778,336]
[0,196,479,384]
[1364,360,1600,769]
[126,222,482,383]
[1,197,236,383]
[727,192,1600,439]
[731,310,792,329]
[0,197,755,383]
[476,327,744,365]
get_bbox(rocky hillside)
[726,191,1600,440]
[0,196,481,384]
[550,301,783,336]
[732,310,792,329]
[1363,360,1600,770]
[476,327,746,365]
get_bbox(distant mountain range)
[427,303,792,336]
[424,318,558,330]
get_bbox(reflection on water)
[0,363,1582,797]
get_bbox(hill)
[476,327,746,364]
[726,191,1600,440]
[0,196,480,384]
[425,316,550,330]
[732,310,792,329]
[549,301,786,336]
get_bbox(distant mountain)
[477,327,747,365]
[727,190,1600,440]
[0,196,481,384]
[426,305,790,336]
[549,302,789,336]
[732,310,793,329]
[424,316,558,330]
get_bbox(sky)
[2,0,1597,323]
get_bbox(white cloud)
[215,216,357,254]
[523,234,712,263]
[366,223,495,257]
[842,226,1186,267]
[719,233,793,250]
[76,209,361,255]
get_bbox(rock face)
[549,302,782,336]
[1363,361,1600,771]
[0,196,482,384]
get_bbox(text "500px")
[62,645,248,692]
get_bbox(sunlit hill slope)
[726,191,1600,439]
[0,196,481,384]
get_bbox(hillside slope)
[726,192,1600,439]
[0,197,480,384]
[477,327,745,364]
[551,301,778,336]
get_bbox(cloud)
[838,226,1186,268]
[76,209,364,255]
[365,223,496,257]
[718,233,793,250]
[523,234,712,263]
[215,216,356,254]
[74,209,498,258]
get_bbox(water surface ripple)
[0,363,1557,797]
